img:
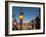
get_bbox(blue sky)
[12,6,40,23]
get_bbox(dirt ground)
[16,23,32,30]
